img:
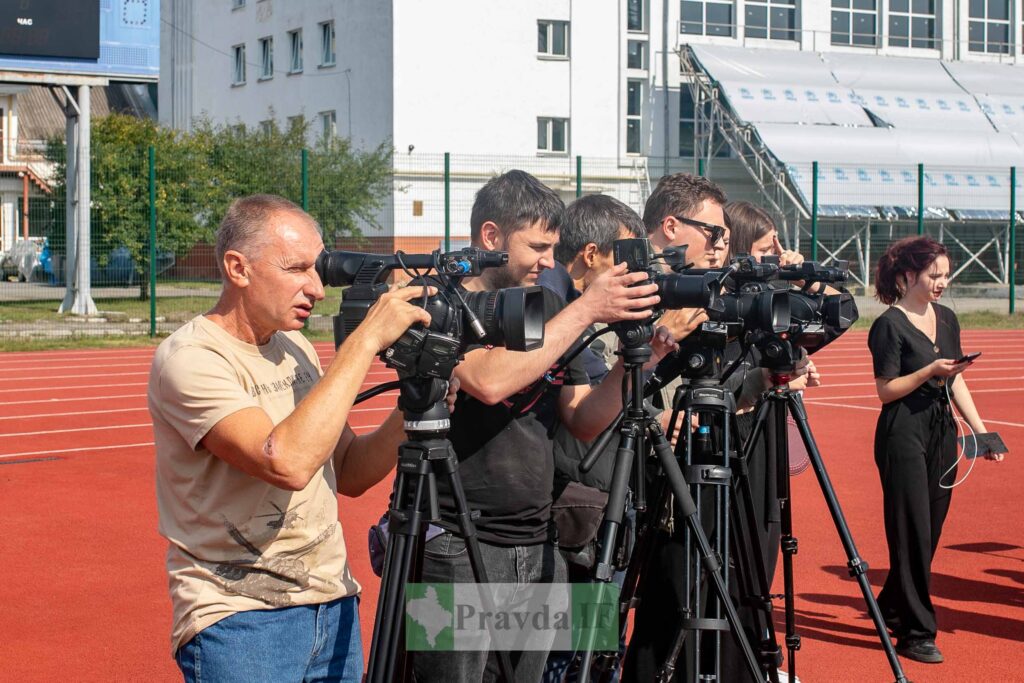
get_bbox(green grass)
[852,310,1024,330]
[0,335,165,352]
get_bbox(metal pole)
[444,152,451,251]
[1010,166,1017,315]
[811,161,819,262]
[698,158,705,177]
[576,155,582,198]
[149,145,157,337]
[21,172,29,239]
[60,85,97,315]
[917,163,925,236]
[301,148,309,211]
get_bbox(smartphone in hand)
[956,352,982,364]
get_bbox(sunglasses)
[674,216,728,245]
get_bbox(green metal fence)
[0,146,1020,342]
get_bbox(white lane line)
[0,406,398,435]
[0,368,399,381]
[0,442,155,459]
[812,376,1024,389]
[0,407,148,421]
[16,382,147,393]
[0,362,153,371]
[0,423,152,438]
[805,386,1024,401]
[0,393,144,406]
[803,400,1024,429]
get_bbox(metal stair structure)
[677,45,810,252]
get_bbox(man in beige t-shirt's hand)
[148,194,434,683]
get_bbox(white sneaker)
[776,671,802,683]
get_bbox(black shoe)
[896,638,944,664]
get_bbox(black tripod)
[646,375,785,683]
[574,333,765,683]
[365,376,514,683]
[742,372,909,683]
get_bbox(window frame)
[967,0,1011,54]
[888,0,939,50]
[319,20,336,67]
[680,0,736,38]
[288,28,303,73]
[231,0,245,9]
[537,20,570,58]
[258,36,273,80]
[537,117,569,154]
[626,79,644,155]
[232,43,246,85]
[627,0,646,32]
[830,0,879,48]
[627,39,647,69]
[319,110,337,141]
[744,0,797,42]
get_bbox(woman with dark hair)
[868,235,1001,665]
[723,201,804,265]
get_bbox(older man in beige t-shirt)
[148,194,435,682]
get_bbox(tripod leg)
[770,399,800,683]
[437,445,517,683]
[785,393,909,683]
[649,425,766,683]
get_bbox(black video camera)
[315,247,545,381]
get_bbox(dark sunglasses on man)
[674,216,728,245]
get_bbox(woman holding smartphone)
[869,235,1001,665]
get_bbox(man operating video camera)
[409,170,675,683]
[148,195,442,683]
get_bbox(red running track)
[1,331,1022,681]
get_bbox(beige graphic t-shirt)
[148,316,360,654]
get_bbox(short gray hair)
[214,194,321,278]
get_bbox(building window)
[679,89,695,157]
[320,110,337,140]
[232,44,246,85]
[888,0,937,49]
[288,29,303,73]
[627,40,647,69]
[745,0,797,41]
[232,0,244,9]
[538,20,569,57]
[259,120,273,135]
[627,0,645,31]
[287,115,303,132]
[537,117,569,153]
[259,37,273,79]
[968,0,1010,54]
[320,20,336,66]
[626,79,643,154]
[831,0,878,47]
[681,1,735,37]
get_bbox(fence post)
[917,163,925,236]
[148,145,157,338]
[1011,166,1017,315]
[301,148,309,211]
[811,161,819,262]
[444,152,451,251]
[576,155,582,198]
[697,158,705,177]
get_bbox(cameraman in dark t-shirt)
[411,171,674,683]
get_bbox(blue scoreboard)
[0,0,159,82]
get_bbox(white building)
[160,0,1024,253]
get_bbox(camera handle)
[365,376,515,683]
[741,380,909,683]
[575,356,765,683]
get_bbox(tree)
[45,113,393,298]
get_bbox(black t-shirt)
[439,287,590,545]
[867,303,963,409]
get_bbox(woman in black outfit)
[868,236,1002,665]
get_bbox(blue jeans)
[175,596,362,683]
[410,532,567,683]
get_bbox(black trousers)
[874,400,957,642]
